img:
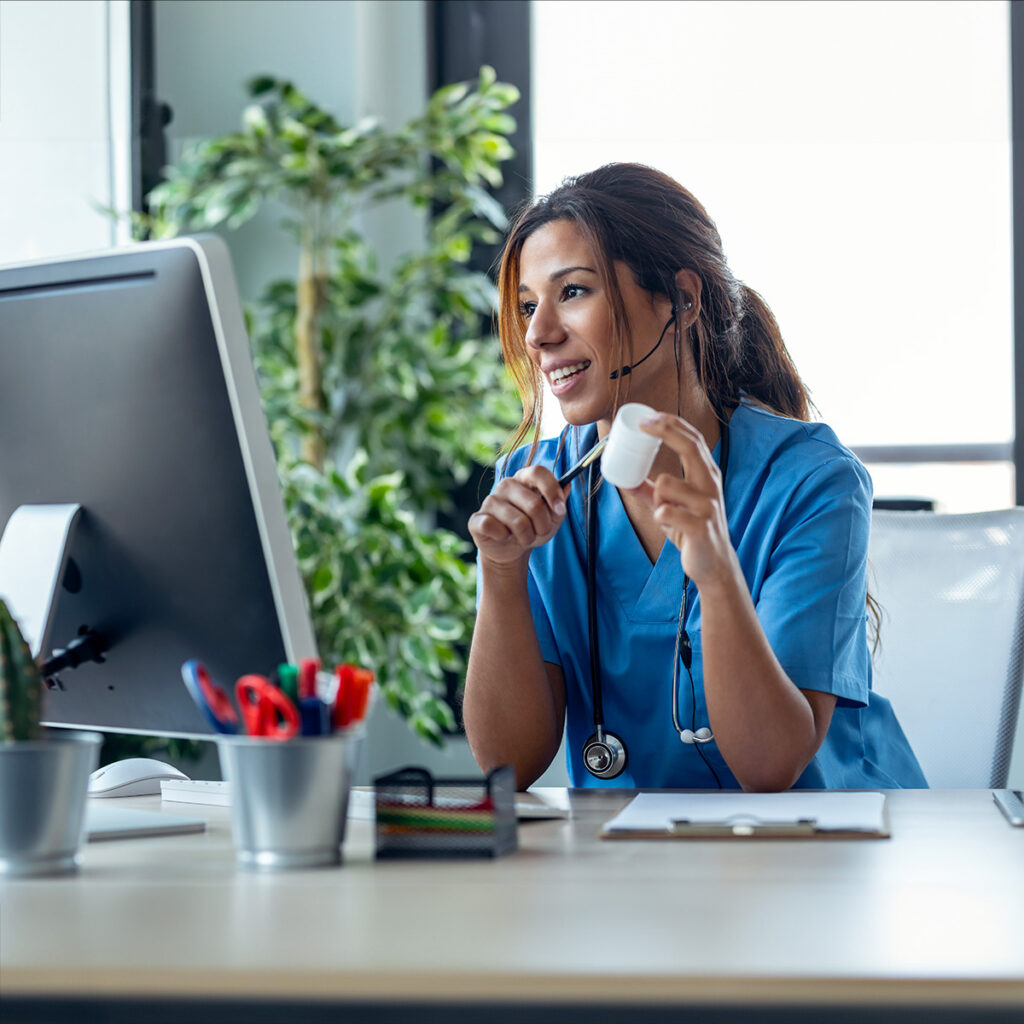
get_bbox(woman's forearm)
[463,560,566,790]
[698,565,832,791]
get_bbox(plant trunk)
[296,229,328,471]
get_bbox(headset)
[580,408,730,782]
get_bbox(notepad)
[601,791,889,839]
[86,805,206,841]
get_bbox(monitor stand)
[0,503,82,659]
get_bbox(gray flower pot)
[0,729,102,877]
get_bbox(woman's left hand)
[628,412,737,588]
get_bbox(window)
[532,0,1012,511]
[0,0,132,264]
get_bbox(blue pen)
[299,696,330,736]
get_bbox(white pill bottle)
[600,403,661,489]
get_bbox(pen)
[333,664,375,729]
[558,436,608,487]
[333,664,355,730]
[275,663,299,704]
[299,696,330,736]
[298,658,320,700]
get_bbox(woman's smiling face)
[517,218,677,430]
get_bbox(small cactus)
[0,598,43,741]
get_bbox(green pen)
[276,663,299,704]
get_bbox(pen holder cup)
[0,729,103,877]
[217,729,364,870]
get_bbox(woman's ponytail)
[734,284,810,421]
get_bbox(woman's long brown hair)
[497,163,811,459]
[496,163,880,643]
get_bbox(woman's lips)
[548,360,591,396]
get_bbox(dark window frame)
[426,0,533,546]
[427,0,533,268]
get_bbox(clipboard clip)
[668,815,818,837]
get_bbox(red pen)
[351,668,374,722]
[334,664,374,729]
[298,657,320,700]
[333,664,356,730]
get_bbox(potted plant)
[137,67,521,744]
[0,599,102,876]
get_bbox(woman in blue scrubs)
[463,163,926,791]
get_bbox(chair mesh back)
[869,509,1024,788]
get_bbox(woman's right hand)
[468,466,569,568]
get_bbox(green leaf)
[312,563,334,592]
[247,75,279,96]
[434,81,470,107]
[243,104,270,135]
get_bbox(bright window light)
[532,0,1012,511]
[0,0,132,264]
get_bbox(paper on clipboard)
[600,791,889,839]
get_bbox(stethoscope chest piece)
[583,728,627,779]
[579,417,730,782]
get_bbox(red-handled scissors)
[182,660,241,735]
[235,674,300,741]
[182,660,300,740]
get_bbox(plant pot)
[0,729,102,877]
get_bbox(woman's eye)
[518,301,536,319]
[562,283,588,300]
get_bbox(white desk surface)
[3,788,1024,1017]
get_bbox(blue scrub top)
[490,401,927,789]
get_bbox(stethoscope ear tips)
[679,727,714,745]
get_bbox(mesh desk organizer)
[373,765,517,859]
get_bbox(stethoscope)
[581,419,730,781]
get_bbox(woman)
[463,163,925,791]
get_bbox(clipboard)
[600,791,890,839]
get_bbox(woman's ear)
[673,268,702,324]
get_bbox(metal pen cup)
[216,729,364,870]
[0,729,103,878]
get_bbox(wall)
[153,0,426,299]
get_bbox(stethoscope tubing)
[583,418,730,765]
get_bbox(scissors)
[181,660,300,741]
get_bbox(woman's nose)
[525,302,565,350]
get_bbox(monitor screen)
[0,236,317,736]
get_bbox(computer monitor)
[0,236,317,737]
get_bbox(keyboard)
[162,779,569,820]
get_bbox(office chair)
[868,508,1024,788]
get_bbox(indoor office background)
[0,0,1019,780]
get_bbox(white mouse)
[88,757,190,798]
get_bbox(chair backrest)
[868,508,1024,788]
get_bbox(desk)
[3,789,1024,1023]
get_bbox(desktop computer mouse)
[88,757,191,798]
